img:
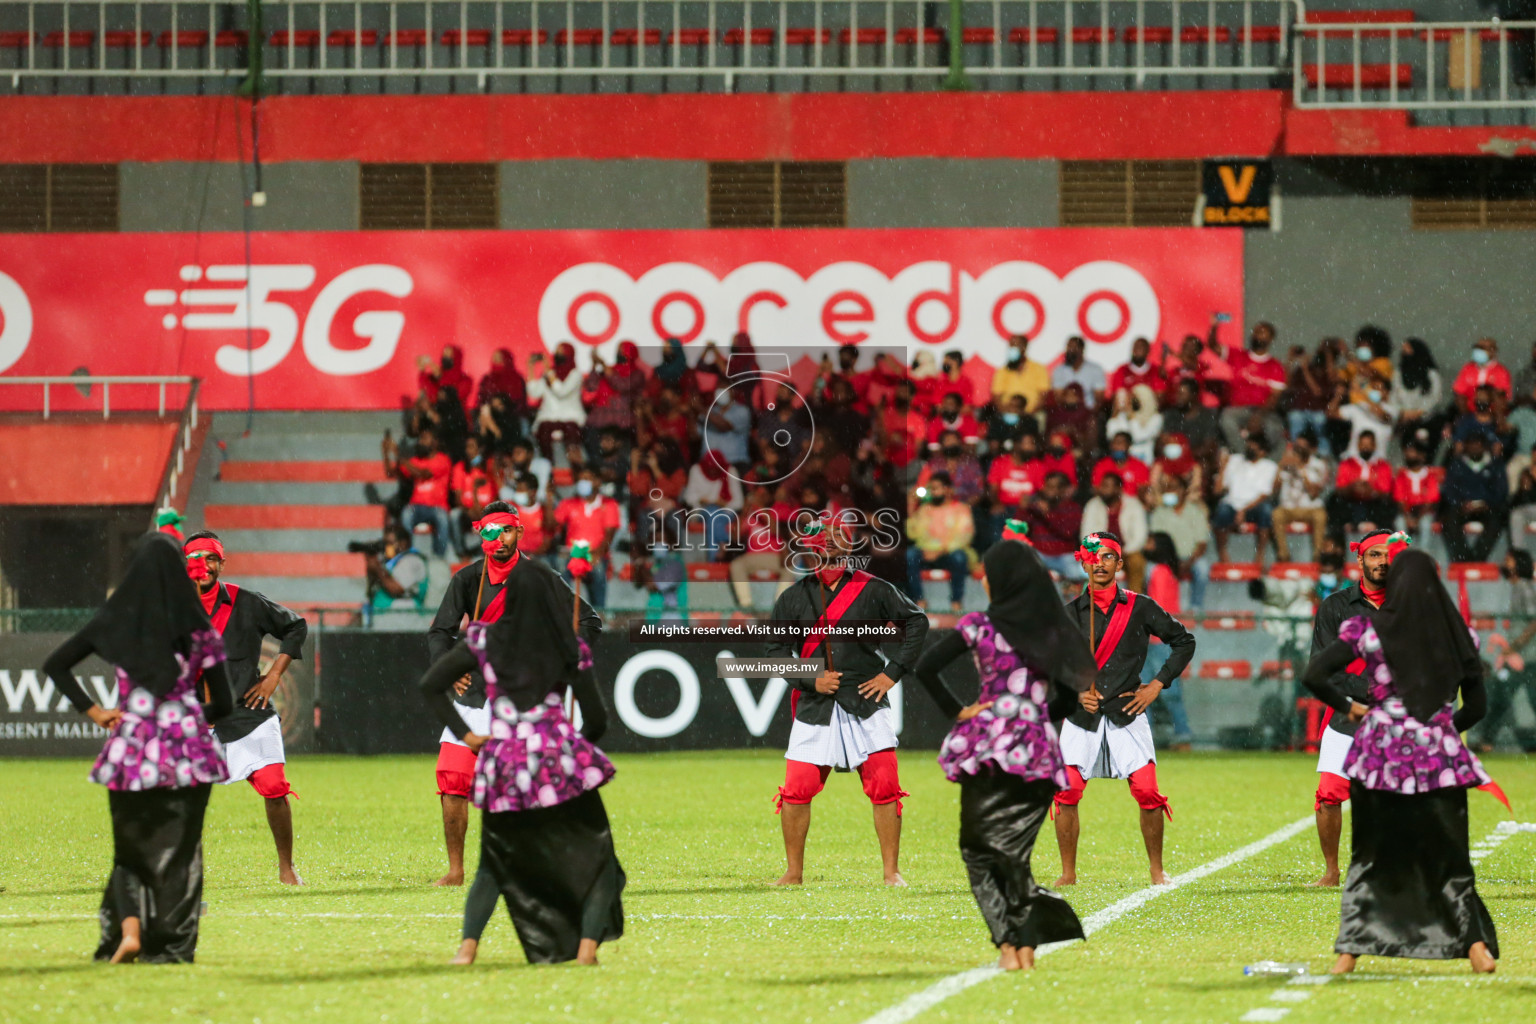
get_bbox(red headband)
[1076,534,1123,566]
[1350,530,1411,562]
[473,511,520,533]
[800,514,850,551]
[185,537,225,560]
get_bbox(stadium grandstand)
[2,0,1535,1016]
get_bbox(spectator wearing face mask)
[919,430,985,505]
[1091,431,1152,500]
[935,349,977,410]
[1105,385,1162,465]
[1045,383,1097,457]
[1452,338,1513,412]
[991,334,1052,414]
[1325,429,1396,539]
[984,394,1035,453]
[450,436,499,557]
[986,435,1044,517]
[1331,371,1399,457]
[1160,379,1223,461]
[1392,338,1444,437]
[1148,477,1213,611]
[1108,337,1168,402]
[1271,432,1330,563]
[1441,433,1509,563]
[1393,442,1444,543]
[1020,471,1086,581]
[1212,436,1279,566]
[924,392,983,450]
[683,450,745,556]
[1452,384,1515,457]
[1210,319,1288,453]
[1150,432,1203,503]
[1081,471,1149,591]
[1280,343,1339,458]
[905,472,975,612]
[554,466,621,609]
[1341,326,1395,406]
[1050,336,1108,409]
[1039,431,1079,487]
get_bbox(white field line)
[859,811,1318,1024]
[0,911,941,923]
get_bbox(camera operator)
[357,522,430,620]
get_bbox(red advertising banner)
[0,228,1242,411]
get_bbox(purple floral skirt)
[474,692,615,813]
[1344,699,1490,795]
[90,684,229,792]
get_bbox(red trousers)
[436,742,477,799]
[776,750,907,815]
[247,763,294,800]
[1054,764,1170,818]
[1315,772,1351,810]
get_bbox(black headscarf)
[1372,549,1482,722]
[482,558,583,704]
[1399,338,1438,394]
[81,531,212,696]
[982,542,1095,695]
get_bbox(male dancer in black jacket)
[426,501,601,886]
[764,517,929,886]
[1055,532,1196,886]
[184,531,308,885]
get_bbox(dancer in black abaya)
[1303,549,1498,974]
[912,541,1096,970]
[41,531,234,963]
[418,552,624,966]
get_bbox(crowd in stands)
[366,322,1536,614]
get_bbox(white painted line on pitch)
[858,811,1318,1024]
[1469,820,1536,865]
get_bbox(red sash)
[1090,589,1136,669]
[478,583,508,623]
[211,583,239,635]
[790,571,872,717]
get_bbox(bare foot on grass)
[452,939,478,965]
[772,872,803,886]
[434,871,465,887]
[1470,942,1496,974]
[1331,953,1357,975]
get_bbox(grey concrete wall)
[1245,161,1536,370]
[119,161,360,232]
[848,159,1059,228]
[499,159,707,229]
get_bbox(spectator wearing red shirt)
[924,392,983,450]
[1038,432,1079,487]
[554,465,622,609]
[859,353,908,412]
[1091,432,1152,500]
[1211,320,1287,453]
[1045,383,1097,457]
[1162,333,1231,408]
[987,434,1044,514]
[629,440,689,550]
[399,427,453,558]
[1107,337,1168,402]
[1393,442,1443,540]
[450,436,499,557]
[729,488,792,608]
[506,472,552,556]
[909,350,942,414]
[1019,471,1086,581]
[1149,431,1203,501]
[1452,338,1513,411]
[1325,429,1397,537]
[879,382,926,468]
[935,350,977,410]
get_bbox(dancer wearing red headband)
[426,500,600,886]
[183,531,309,885]
[765,515,930,886]
[1054,531,1195,886]
[1306,527,1408,886]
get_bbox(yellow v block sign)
[1217,165,1257,204]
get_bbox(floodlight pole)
[943,0,971,91]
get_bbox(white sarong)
[439,701,492,748]
[785,705,898,771]
[1058,715,1156,780]
[1315,725,1353,777]
[221,715,286,783]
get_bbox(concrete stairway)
[184,412,399,610]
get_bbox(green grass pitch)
[3,751,1535,1023]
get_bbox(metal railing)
[0,0,1300,85]
[0,374,198,419]
[1292,19,1536,109]
[155,378,202,513]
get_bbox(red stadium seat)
[1448,562,1501,582]
[1259,660,1293,677]
[895,28,943,45]
[961,27,996,44]
[327,30,378,47]
[839,28,888,45]
[104,30,152,48]
[1199,660,1253,680]
[1200,613,1256,630]
[667,29,712,46]
[441,29,492,46]
[1008,27,1061,44]
[270,30,321,48]
[556,28,604,46]
[550,468,574,488]
[503,29,549,45]
[158,30,207,48]
[1285,521,1312,534]
[386,30,429,47]
[1211,562,1262,582]
[1072,27,1116,43]
[1302,63,1412,89]
[611,29,662,46]
[687,563,731,582]
[921,568,952,581]
[0,32,33,48]
[216,30,249,47]
[1123,27,1173,44]
[1181,26,1232,43]
[749,569,782,582]
[1269,562,1319,580]
[1237,26,1283,43]
[1304,9,1415,38]
[722,28,773,46]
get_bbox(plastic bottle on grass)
[1243,961,1308,977]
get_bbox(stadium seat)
[1302,63,1412,89]
[1285,521,1312,534]
[0,31,32,48]
[43,31,94,48]
[667,29,712,46]
[1199,612,1257,630]
[217,30,249,48]
[839,28,888,46]
[894,28,944,45]
[687,563,731,582]
[1071,27,1116,43]
[962,27,997,44]
[441,29,492,46]
[504,29,550,46]
[386,30,429,47]
[550,468,574,488]
[1210,563,1262,582]
[105,31,152,48]
[749,569,782,582]
[1448,562,1501,582]
[556,29,604,46]
[1269,562,1319,580]
[1199,660,1253,680]
[921,568,952,581]
[1181,26,1232,43]
[1008,27,1062,45]
[611,29,663,47]
[270,30,322,48]
[158,31,208,48]
[327,30,378,47]
[1259,659,1293,677]
[1123,27,1174,44]
[1236,26,1284,43]
[1303,9,1415,38]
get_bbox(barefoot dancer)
[418,554,623,966]
[1054,532,1195,886]
[1307,528,1401,887]
[912,541,1093,970]
[183,531,308,885]
[427,501,600,885]
[1303,550,1498,976]
[766,516,929,886]
[41,532,234,963]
